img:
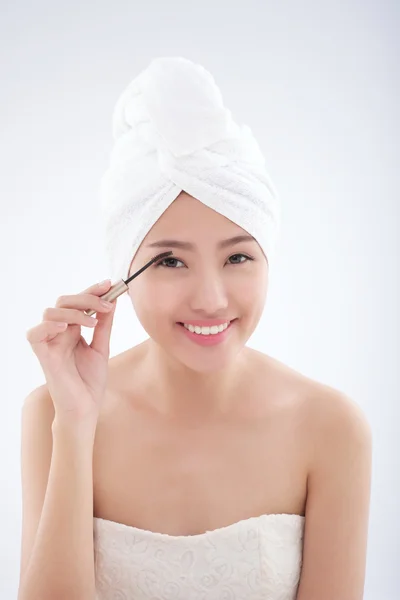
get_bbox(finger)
[26,321,68,345]
[43,307,98,328]
[90,297,117,356]
[79,279,112,296]
[55,293,114,315]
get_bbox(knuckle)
[55,295,67,307]
[42,307,52,319]
[26,325,40,345]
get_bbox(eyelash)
[154,253,255,268]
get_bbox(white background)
[1,1,398,598]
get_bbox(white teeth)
[183,322,230,335]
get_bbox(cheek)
[241,270,268,293]
[242,275,268,310]
[129,280,178,320]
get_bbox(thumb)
[90,299,117,356]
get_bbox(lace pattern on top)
[94,513,305,600]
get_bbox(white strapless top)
[94,513,305,600]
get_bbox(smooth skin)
[20,192,372,599]
[20,281,117,599]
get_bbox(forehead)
[147,192,250,239]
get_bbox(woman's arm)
[18,386,97,600]
[296,391,373,600]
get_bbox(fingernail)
[99,279,110,286]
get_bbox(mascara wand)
[84,251,173,317]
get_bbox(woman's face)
[127,192,269,373]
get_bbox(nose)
[188,273,229,316]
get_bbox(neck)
[141,338,249,420]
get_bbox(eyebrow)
[146,234,256,251]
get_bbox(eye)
[154,253,254,268]
[155,256,185,268]
[228,253,254,265]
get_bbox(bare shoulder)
[306,383,372,439]
[22,383,55,421]
[21,384,56,454]
[305,383,373,483]
[251,348,372,442]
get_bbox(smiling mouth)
[177,319,237,326]
[176,319,237,342]
[177,318,237,335]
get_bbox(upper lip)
[178,319,235,326]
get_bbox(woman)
[19,58,372,600]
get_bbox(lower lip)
[177,321,235,346]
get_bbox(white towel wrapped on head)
[99,56,281,282]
